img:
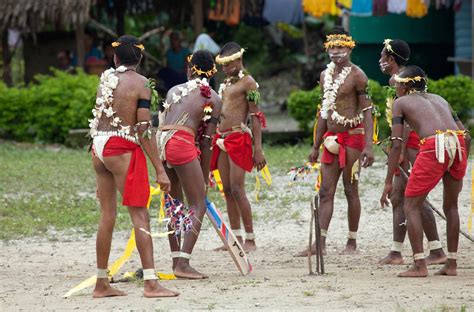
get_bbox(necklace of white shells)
[218,70,259,99]
[89,66,147,143]
[320,62,363,127]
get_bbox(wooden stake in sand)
[314,194,325,274]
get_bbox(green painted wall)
[349,10,454,84]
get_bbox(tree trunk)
[1,30,13,87]
[193,0,204,36]
[75,24,86,69]
[116,0,126,36]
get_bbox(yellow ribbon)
[315,169,322,192]
[255,165,272,202]
[373,115,379,144]
[212,169,225,198]
[64,185,164,298]
[469,162,474,234]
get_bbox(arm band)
[390,136,404,142]
[452,112,460,122]
[137,99,151,109]
[392,116,404,125]
[246,90,261,105]
[207,116,219,125]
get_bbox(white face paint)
[329,52,348,62]
[379,61,390,72]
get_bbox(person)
[157,50,222,279]
[296,26,374,257]
[158,32,192,91]
[377,39,447,265]
[380,65,470,277]
[72,29,103,67]
[56,50,74,73]
[89,35,178,298]
[211,42,267,252]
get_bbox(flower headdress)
[393,74,426,84]
[187,54,218,78]
[111,41,145,51]
[383,39,408,61]
[324,34,356,50]
[215,48,245,65]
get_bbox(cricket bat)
[205,198,252,275]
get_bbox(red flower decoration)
[200,85,212,98]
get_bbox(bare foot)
[243,240,256,252]
[340,239,357,255]
[213,245,228,252]
[143,280,179,298]
[174,262,209,279]
[294,242,327,257]
[425,249,447,265]
[378,251,404,265]
[434,259,457,276]
[92,280,127,298]
[397,260,428,277]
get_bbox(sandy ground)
[1,161,474,311]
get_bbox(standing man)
[158,50,222,279]
[296,26,374,256]
[89,35,178,298]
[211,42,267,252]
[381,65,470,277]
[378,39,447,265]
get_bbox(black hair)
[219,41,242,57]
[113,35,143,66]
[398,65,427,91]
[170,31,180,40]
[328,26,350,36]
[189,50,215,78]
[385,39,410,66]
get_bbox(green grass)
[0,142,311,240]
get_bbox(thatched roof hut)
[0,0,94,33]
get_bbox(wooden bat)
[205,198,252,275]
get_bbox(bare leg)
[294,160,342,256]
[228,157,256,252]
[172,159,209,279]
[165,166,183,270]
[215,151,243,251]
[378,173,405,265]
[341,147,362,255]
[398,195,429,277]
[102,154,178,297]
[435,173,462,276]
[92,155,126,298]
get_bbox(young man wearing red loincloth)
[89,35,178,298]
[211,42,267,252]
[158,50,222,279]
[381,65,470,277]
[378,39,447,265]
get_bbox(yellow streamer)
[255,165,272,202]
[255,174,261,202]
[212,169,225,198]
[469,162,474,233]
[64,186,162,298]
[315,169,322,192]
[373,115,379,144]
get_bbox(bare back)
[395,93,459,138]
[322,64,368,133]
[96,70,149,136]
[219,75,256,131]
[164,83,220,132]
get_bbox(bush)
[288,75,474,137]
[0,69,98,143]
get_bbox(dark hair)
[219,42,242,57]
[385,39,410,66]
[398,65,427,91]
[113,35,143,66]
[170,31,181,41]
[328,26,350,36]
[189,50,215,78]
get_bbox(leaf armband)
[247,90,261,105]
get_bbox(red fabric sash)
[406,131,421,150]
[165,130,201,165]
[211,131,253,172]
[321,126,365,168]
[103,137,149,207]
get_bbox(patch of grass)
[303,290,315,296]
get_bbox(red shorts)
[405,135,467,197]
[406,131,420,150]
[102,137,150,207]
[321,125,365,168]
[165,130,201,166]
[211,131,253,172]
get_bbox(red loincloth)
[210,131,253,172]
[164,130,201,166]
[321,125,365,168]
[103,136,150,207]
[405,135,467,197]
[406,131,420,150]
